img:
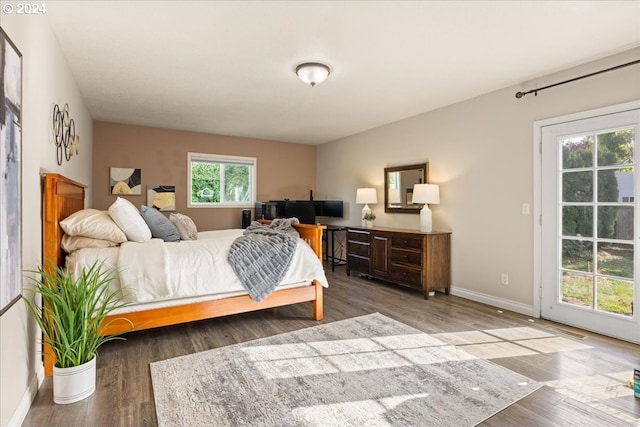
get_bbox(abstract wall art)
[110,167,141,195]
[0,29,22,315]
[147,185,176,211]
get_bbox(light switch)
[522,203,530,215]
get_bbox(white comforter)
[66,229,328,305]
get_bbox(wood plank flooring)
[22,266,640,426]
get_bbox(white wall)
[318,47,640,315]
[0,15,93,427]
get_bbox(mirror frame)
[384,163,428,214]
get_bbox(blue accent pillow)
[140,206,181,242]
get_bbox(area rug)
[150,313,542,426]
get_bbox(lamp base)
[361,204,371,227]
[420,205,433,232]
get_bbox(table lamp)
[412,184,440,232]
[356,188,377,227]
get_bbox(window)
[188,152,256,208]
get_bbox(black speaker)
[241,209,251,228]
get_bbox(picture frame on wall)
[0,29,23,315]
[110,167,142,195]
[147,185,176,211]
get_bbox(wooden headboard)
[42,173,86,273]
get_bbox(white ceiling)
[45,1,640,145]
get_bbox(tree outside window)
[188,153,256,207]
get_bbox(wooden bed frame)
[42,173,326,376]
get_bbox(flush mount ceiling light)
[296,62,331,87]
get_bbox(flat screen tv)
[308,200,343,218]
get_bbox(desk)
[322,225,347,272]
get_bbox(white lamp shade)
[356,188,377,204]
[412,184,440,205]
[296,63,330,86]
[388,188,401,204]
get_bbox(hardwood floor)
[22,266,640,426]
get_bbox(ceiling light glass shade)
[296,62,330,87]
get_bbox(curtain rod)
[515,59,640,99]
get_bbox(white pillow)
[108,197,152,242]
[59,209,127,243]
[169,213,198,240]
[61,235,119,253]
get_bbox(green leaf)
[22,261,133,368]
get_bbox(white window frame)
[187,152,257,208]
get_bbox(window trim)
[187,152,257,208]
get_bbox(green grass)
[562,244,634,316]
[562,274,633,316]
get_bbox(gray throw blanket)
[227,218,300,302]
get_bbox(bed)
[41,173,327,376]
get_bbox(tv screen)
[317,200,343,218]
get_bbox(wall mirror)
[384,163,428,213]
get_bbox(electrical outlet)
[501,273,509,285]
[522,203,530,215]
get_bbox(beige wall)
[92,122,317,230]
[1,16,94,427]
[317,47,640,315]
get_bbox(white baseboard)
[450,286,536,318]
[7,364,44,427]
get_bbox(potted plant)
[23,261,131,404]
[363,212,376,228]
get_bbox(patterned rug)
[150,313,541,426]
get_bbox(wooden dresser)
[346,226,451,299]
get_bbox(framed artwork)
[110,167,141,195]
[147,185,175,211]
[0,29,22,315]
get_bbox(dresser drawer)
[348,230,371,243]
[347,255,370,273]
[391,248,422,267]
[390,267,422,289]
[348,241,370,257]
[391,235,423,250]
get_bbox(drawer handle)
[403,255,408,259]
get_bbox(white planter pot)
[365,220,374,228]
[53,356,96,404]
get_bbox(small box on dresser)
[346,226,451,300]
